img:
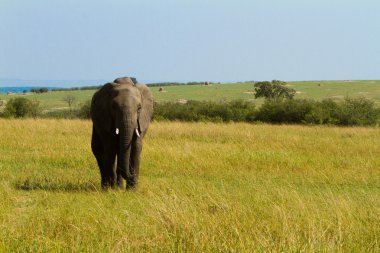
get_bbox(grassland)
[152,80,380,103]
[0,119,379,252]
[1,80,380,111]
[0,90,94,110]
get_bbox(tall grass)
[0,119,379,252]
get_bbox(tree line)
[1,80,379,126]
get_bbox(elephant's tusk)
[116,128,119,135]
[135,128,141,138]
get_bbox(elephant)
[90,77,153,190]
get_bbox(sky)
[0,0,379,83]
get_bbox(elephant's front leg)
[126,137,142,189]
[98,136,117,189]
[92,129,111,189]
[101,150,117,189]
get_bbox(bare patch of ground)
[6,92,33,96]
[329,95,345,99]
[177,99,187,104]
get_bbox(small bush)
[29,99,42,118]
[337,97,380,126]
[255,99,314,124]
[77,100,91,119]
[304,99,340,125]
[2,97,40,118]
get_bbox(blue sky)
[0,0,379,83]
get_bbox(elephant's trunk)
[117,114,134,181]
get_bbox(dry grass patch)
[0,119,379,252]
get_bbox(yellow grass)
[0,119,379,252]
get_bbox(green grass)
[289,80,380,102]
[152,80,380,104]
[1,80,380,111]
[0,119,379,251]
[151,82,256,102]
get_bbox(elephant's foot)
[126,184,137,191]
[101,176,117,190]
[101,183,111,191]
[116,176,124,190]
[126,179,138,191]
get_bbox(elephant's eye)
[137,105,142,112]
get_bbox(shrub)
[304,99,340,125]
[2,97,40,118]
[255,99,314,124]
[153,97,380,126]
[337,97,380,126]
[77,100,91,119]
[29,99,42,118]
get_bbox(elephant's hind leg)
[91,128,106,188]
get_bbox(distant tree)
[63,95,76,112]
[254,80,296,99]
[31,88,49,93]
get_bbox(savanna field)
[0,119,379,252]
[1,80,380,110]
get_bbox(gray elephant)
[90,77,153,190]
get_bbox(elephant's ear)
[137,84,153,136]
[91,83,114,132]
